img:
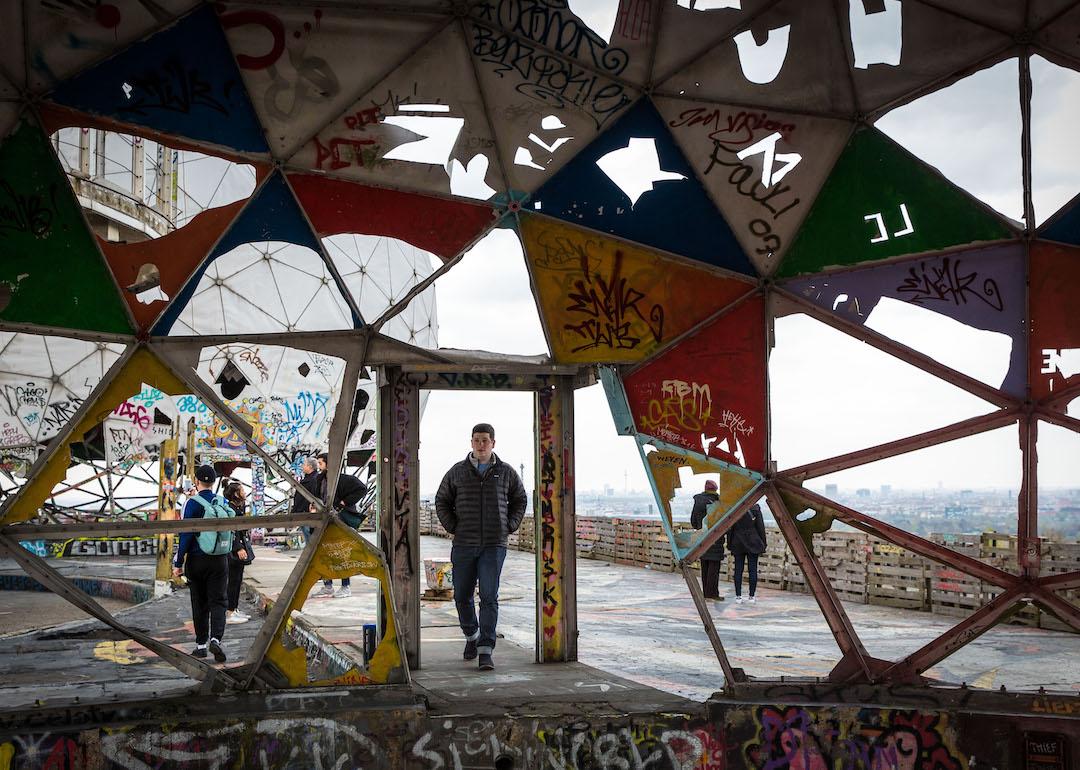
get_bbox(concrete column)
[534,377,577,662]
[93,129,106,179]
[377,367,421,669]
[78,128,91,177]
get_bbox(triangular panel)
[153,172,329,334]
[1029,241,1080,401]
[779,127,1015,277]
[844,2,1012,115]
[1040,194,1080,247]
[659,0,855,116]
[916,1,1026,32]
[465,13,640,192]
[625,294,768,470]
[28,1,198,90]
[649,0,769,86]
[0,119,131,333]
[875,58,1022,223]
[1,347,183,526]
[221,5,441,160]
[520,214,754,364]
[101,197,252,333]
[1033,56,1080,229]
[782,244,1028,398]
[289,172,495,261]
[1036,2,1080,61]
[656,95,852,274]
[294,21,502,200]
[48,7,268,154]
[532,99,754,275]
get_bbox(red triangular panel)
[624,294,768,471]
[1030,241,1080,400]
[288,173,496,261]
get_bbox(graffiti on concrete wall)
[537,387,563,655]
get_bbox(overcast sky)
[418,53,1080,498]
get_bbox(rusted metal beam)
[681,562,742,689]
[321,354,363,521]
[241,517,330,688]
[6,512,323,538]
[1039,382,1080,411]
[683,491,763,565]
[775,289,1017,409]
[1035,406,1080,434]
[1018,417,1041,578]
[1029,584,1080,633]
[0,533,236,691]
[781,409,1019,481]
[774,479,1019,589]
[880,586,1023,683]
[535,377,578,662]
[765,484,874,682]
[1040,570,1080,592]
[378,367,421,669]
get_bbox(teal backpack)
[192,494,235,556]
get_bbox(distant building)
[880,485,891,496]
[856,488,871,498]
[825,484,839,496]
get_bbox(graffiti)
[39,397,85,437]
[865,204,915,244]
[236,347,271,382]
[669,108,797,149]
[314,135,379,171]
[221,7,341,124]
[736,132,801,189]
[251,456,266,515]
[896,257,1004,312]
[55,537,158,558]
[436,372,513,389]
[745,706,964,770]
[111,400,152,430]
[469,4,632,130]
[118,59,233,116]
[0,180,57,238]
[392,374,415,581]
[3,382,48,413]
[537,388,561,647]
[130,384,166,409]
[1040,348,1080,380]
[564,250,664,353]
[175,395,208,414]
[308,352,340,380]
[533,226,604,270]
[642,379,713,434]
[537,723,716,769]
[615,0,654,41]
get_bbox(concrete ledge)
[0,574,153,605]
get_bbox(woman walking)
[223,481,254,624]
[729,503,767,604]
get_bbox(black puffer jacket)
[435,453,527,546]
[690,491,725,561]
[728,505,767,555]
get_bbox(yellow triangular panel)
[520,215,754,364]
[2,347,186,525]
[263,519,407,687]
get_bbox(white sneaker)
[748,596,757,604]
[735,595,744,603]
[226,611,248,625]
[333,586,352,599]
[232,610,250,620]
[312,584,335,598]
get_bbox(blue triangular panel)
[49,7,267,154]
[531,100,754,276]
[1040,195,1080,247]
[153,172,351,334]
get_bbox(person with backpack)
[729,503,768,604]
[690,479,725,601]
[223,480,254,625]
[172,464,234,662]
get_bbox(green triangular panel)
[778,127,1014,277]
[0,119,131,333]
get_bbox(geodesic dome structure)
[0,0,1078,687]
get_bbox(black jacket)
[322,472,367,513]
[435,453,527,546]
[690,491,725,561]
[728,505,767,555]
[292,471,320,513]
[228,498,253,564]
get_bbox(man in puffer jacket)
[435,423,527,672]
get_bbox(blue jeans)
[451,544,507,654]
[734,552,760,596]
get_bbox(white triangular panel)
[323,234,439,341]
[27,0,198,90]
[655,95,851,272]
[170,242,353,336]
[650,0,770,85]
[223,6,442,159]
[293,22,502,200]
[464,16,641,192]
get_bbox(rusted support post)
[132,135,144,202]
[534,377,578,662]
[681,563,741,688]
[377,366,421,669]
[765,484,874,682]
[1018,416,1041,578]
[78,127,91,176]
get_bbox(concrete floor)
[0,535,1075,713]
